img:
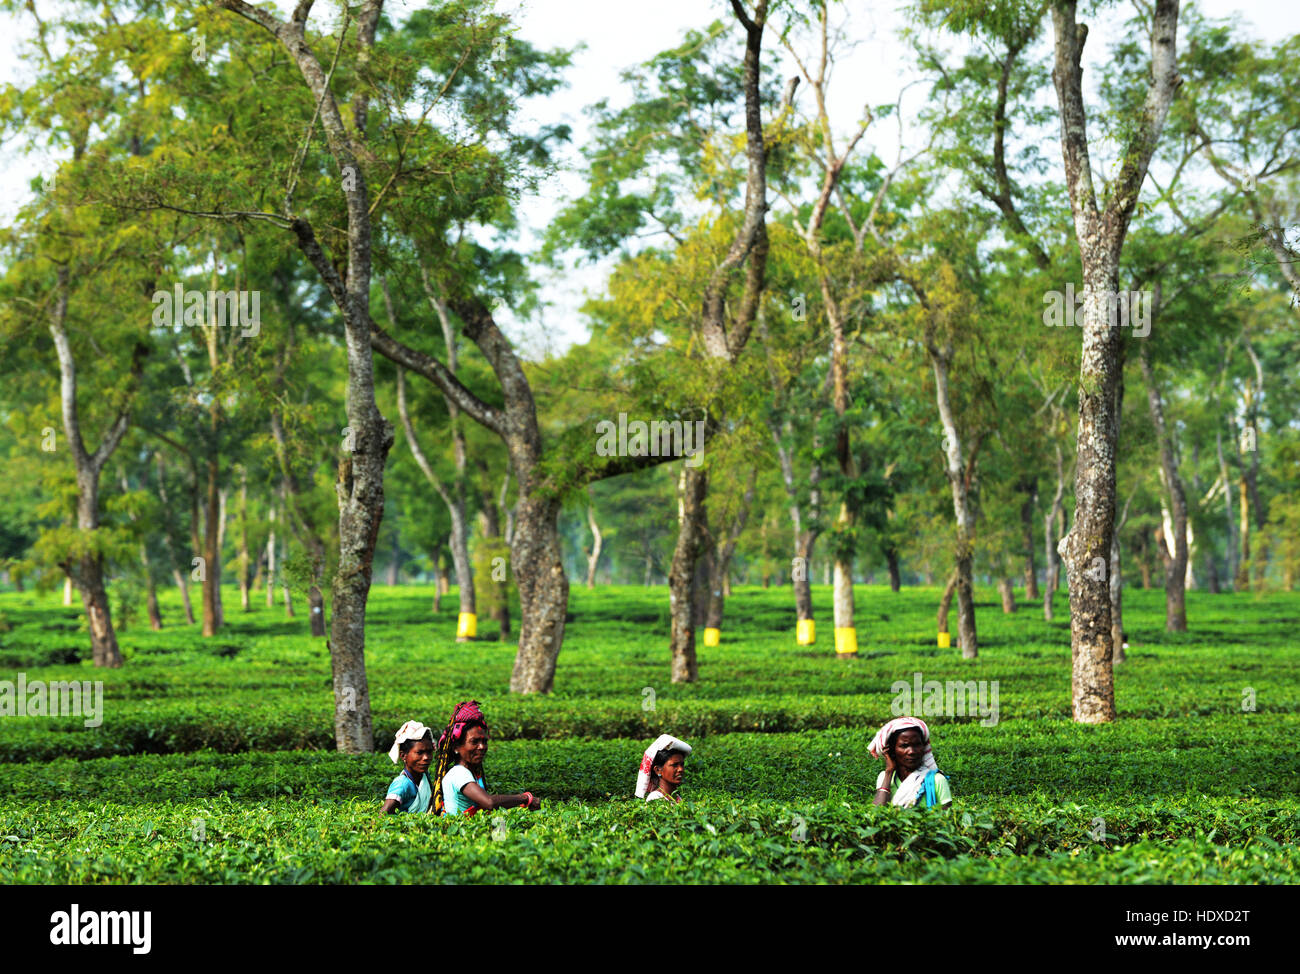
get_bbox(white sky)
[2,1,1297,357]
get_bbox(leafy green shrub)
[1,795,1295,884]
[1,584,1297,883]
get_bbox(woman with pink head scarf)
[431,700,540,816]
[869,717,952,808]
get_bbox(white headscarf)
[868,716,939,807]
[635,733,692,798]
[388,719,433,763]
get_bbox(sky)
[2,0,1297,357]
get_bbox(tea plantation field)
[1,583,1296,884]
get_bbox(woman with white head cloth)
[635,734,692,803]
[869,716,952,809]
[381,719,435,814]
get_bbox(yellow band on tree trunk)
[796,619,816,645]
[457,612,477,638]
[834,627,857,655]
[703,627,720,647]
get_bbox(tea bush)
[0,583,1296,882]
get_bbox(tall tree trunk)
[266,504,277,608]
[1216,428,1236,587]
[364,2,769,692]
[154,453,196,624]
[217,0,398,749]
[393,364,476,640]
[1111,339,1127,664]
[1236,469,1252,590]
[829,330,857,656]
[1109,529,1125,664]
[49,265,136,668]
[1242,335,1267,588]
[418,271,478,626]
[202,455,220,636]
[1203,548,1221,594]
[585,494,602,589]
[997,578,1016,613]
[937,567,959,635]
[887,547,901,592]
[769,415,821,640]
[929,348,978,659]
[1139,336,1188,631]
[507,489,567,692]
[68,500,115,656]
[386,528,400,586]
[705,553,726,631]
[432,540,448,613]
[271,412,328,638]
[63,575,73,606]
[669,463,708,683]
[378,280,579,689]
[216,488,228,627]
[477,484,511,641]
[1020,476,1040,599]
[664,1,770,680]
[1045,445,1066,621]
[1111,489,1135,665]
[1049,0,1180,723]
[1190,449,1221,594]
[74,544,120,667]
[308,577,326,636]
[1250,474,1268,590]
[143,548,163,631]
[784,1,880,655]
[237,467,251,611]
[281,531,295,618]
[497,472,513,640]
[794,531,817,625]
[692,536,714,629]
[1138,532,1153,589]
[1059,255,1124,721]
[174,568,195,624]
[703,467,758,633]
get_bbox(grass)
[0,581,1296,883]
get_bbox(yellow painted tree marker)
[937,631,951,648]
[703,627,720,647]
[457,613,477,639]
[796,618,816,645]
[834,627,857,655]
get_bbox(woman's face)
[405,739,433,774]
[457,726,488,766]
[657,752,686,787]
[891,729,925,773]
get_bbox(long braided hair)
[431,700,489,816]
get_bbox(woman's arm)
[872,752,896,806]
[381,798,401,814]
[461,781,539,811]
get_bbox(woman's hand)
[874,748,896,806]
[523,792,540,810]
